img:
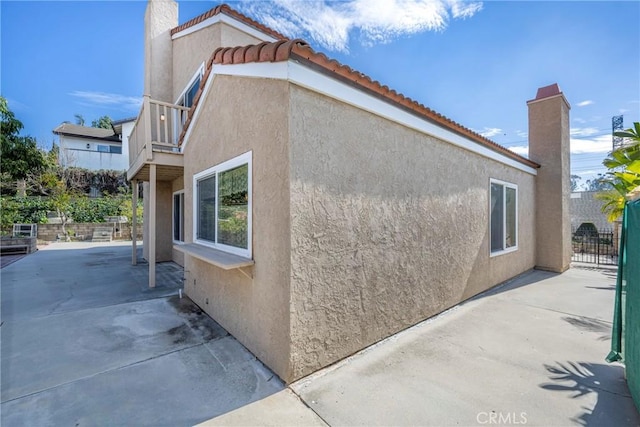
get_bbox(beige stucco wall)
[171,177,185,266]
[156,181,173,262]
[286,85,536,380]
[145,0,177,102]
[142,179,173,263]
[219,22,264,48]
[528,94,572,272]
[171,22,263,102]
[181,75,292,379]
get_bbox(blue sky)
[2,1,639,189]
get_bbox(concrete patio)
[1,241,638,426]
[1,242,284,426]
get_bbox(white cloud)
[515,130,528,138]
[570,134,612,154]
[6,97,29,111]
[240,0,483,52]
[570,127,599,137]
[576,100,594,107]
[507,145,528,156]
[619,108,629,114]
[477,127,502,137]
[505,133,612,156]
[573,117,586,124]
[69,91,141,111]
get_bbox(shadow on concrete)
[468,269,559,302]
[539,361,639,426]
[1,245,184,322]
[1,242,284,426]
[585,284,617,291]
[572,264,619,281]
[562,315,612,342]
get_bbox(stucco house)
[53,117,135,171]
[127,1,572,383]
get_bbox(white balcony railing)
[128,95,191,163]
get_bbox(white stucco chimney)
[527,83,572,272]
[144,0,177,102]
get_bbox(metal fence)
[571,227,619,266]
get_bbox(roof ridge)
[170,3,288,41]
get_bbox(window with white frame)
[173,191,184,243]
[193,152,252,258]
[177,65,204,109]
[175,65,204,140]
[490,179,517,254]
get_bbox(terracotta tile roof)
[170,3,288,41]
[176,39,537,169]
[198,39,537,169]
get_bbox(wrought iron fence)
[571,227,619,266]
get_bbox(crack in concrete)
[286,386,331,427]
[3,293,181,326]
[0,342,206,405]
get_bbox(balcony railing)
[128,95,191,163]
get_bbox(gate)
[571,226,619,266]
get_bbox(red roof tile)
[170,3,288,41]
[206,40,539,169]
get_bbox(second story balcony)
[127,95,190,182]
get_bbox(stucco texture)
[144,0,177,102]
[528,95,572,272]
[181,75,292,379]
[172,23,262,102]
[286,85,536,380]
[142,180,173,263]
[172,177,185,266]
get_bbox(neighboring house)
[53,117,135,171]
[126,1,572,383]
[571,190,611,231]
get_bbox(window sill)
[174,243,254,270]
[490,246,518,258]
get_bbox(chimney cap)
[534,83,562,100]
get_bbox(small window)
[177,66,204,109]
[490,179,518,255]
[173,191,185,242]
[184,76,201,108]
[97,145,109,153]
[109,146,122,154]
[194,152,252,258]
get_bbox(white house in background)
[53,117,136,171]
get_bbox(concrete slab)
[291,267,639,426]
[1,241,284,426]
[2,337,283,427]
[1,296,227,401]
[197,389,328,427]
[1,241,182,322]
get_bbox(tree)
[0,96,46,194]
[74,114,85,126]
[570,174,582,192]
[91,115,112,129]
[584,174,611,191]
[598,122,640,221]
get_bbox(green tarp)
[607,198,640,408]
